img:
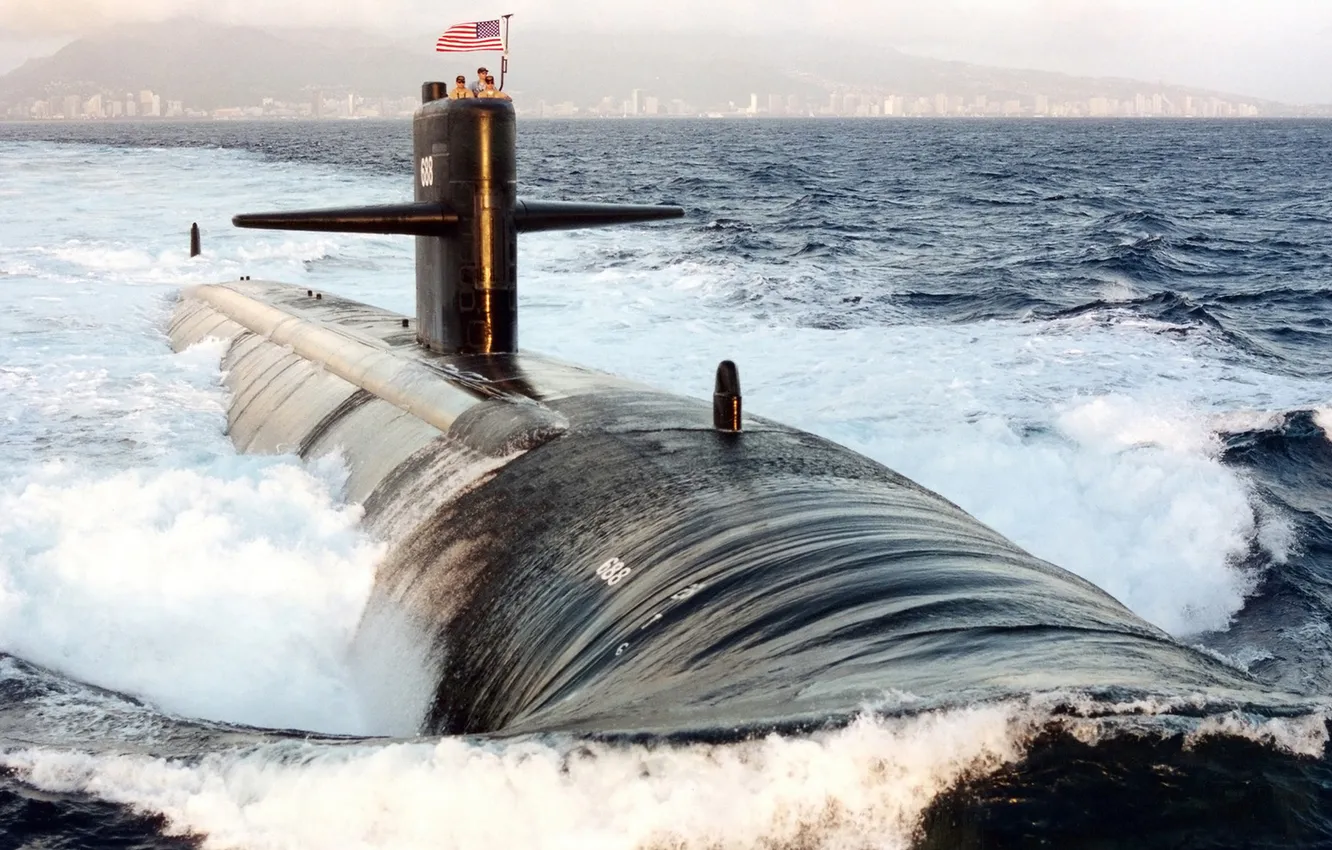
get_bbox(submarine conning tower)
[167,81,1285,739]
[231,83,684,354]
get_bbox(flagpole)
[499,13,512,91]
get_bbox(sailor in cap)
[450,75,473,99]
[470,66,489,96]
[477,75,512,101]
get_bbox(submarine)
[168,85,1273,739]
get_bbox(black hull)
[170,280,1282,737]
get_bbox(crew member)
[449,75,473,99]
[470,67,489,96]
[478,75,512,101]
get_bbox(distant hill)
[0,19,1296,115]
[0,21,432,108]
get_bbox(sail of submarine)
[169,84,1275,739]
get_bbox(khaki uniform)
[477,88,512,100]
[449,86,473,99]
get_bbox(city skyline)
[7,84,1292,122]
[4,19,1328,125]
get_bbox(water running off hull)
[170,279,1292,738]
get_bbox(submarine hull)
[170,280,1271,738]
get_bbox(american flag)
[435,19,505,53]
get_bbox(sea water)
[1,118,1331,848]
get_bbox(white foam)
[1186,710,1330,757]
[6,697,1325,849]
[1315,408,1332,442]
[0,456,385,735]
[2,705,1033,850]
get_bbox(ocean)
[1,116,1331,848]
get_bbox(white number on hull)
[594,557,632,586]
[419,156,434,188]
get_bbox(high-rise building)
[1034,94,1049,115]
[631,88,642,116]
[748,93,758,115]
[62,95,81,119]
[644,96,660,115]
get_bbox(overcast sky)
[2,0,1330,102]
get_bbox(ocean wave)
[1,694,1328,850]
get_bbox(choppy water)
[1,117,1332,848]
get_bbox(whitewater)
[2,118,1332,847]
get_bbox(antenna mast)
[499,14,513,91]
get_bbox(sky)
[2,0,1331,102]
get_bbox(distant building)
[138,90,160,117]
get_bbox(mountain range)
[0,19,1305,115]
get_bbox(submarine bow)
[169,89,1276,739]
